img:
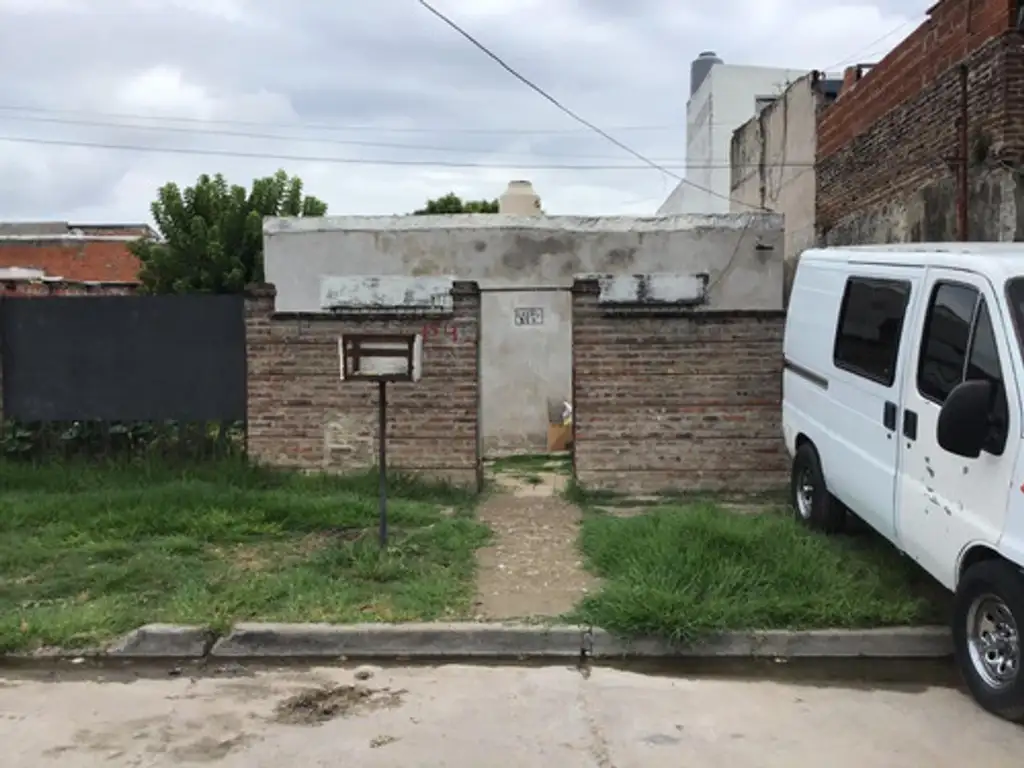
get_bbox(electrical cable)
[823,16,924,72]
[0,133,828,170]
[0,103,676,136]
[416,0,766,212]
[0,133,696,170]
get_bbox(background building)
[730,71,841,300]
[0,221,151,285]
[659,53,809,215]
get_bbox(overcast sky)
[0,0,924,224]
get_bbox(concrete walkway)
[2,663,1022,766]
[473,465,596,620]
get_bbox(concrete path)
[2,663,1022,766]
[473,466,597,619]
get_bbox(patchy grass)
[569,502,944,642]
[0,459,488,652]
[489,453,569,475]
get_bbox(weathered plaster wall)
[263,213,784,454]
[731,74,823,301]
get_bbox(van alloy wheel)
[795,469,814,520]
[789,443,845,533]
[967,593,1021,690]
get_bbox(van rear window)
[832,277,911,387]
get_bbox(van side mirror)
[937,379,993,458]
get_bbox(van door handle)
[903,409,918,440]
[883,401,897,431]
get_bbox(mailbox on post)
[339,333,423,546]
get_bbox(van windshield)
[1007,279,1024,348]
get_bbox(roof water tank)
[499,180,542,215]
[690,51,723,96]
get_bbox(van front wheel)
[790,443,845,533]
[953,560,1024,722]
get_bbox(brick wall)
[817,0,1022,242]
[571,280,788,494]
[818,0,1011,157]
[245,283,482,489]
[0,239,142,282]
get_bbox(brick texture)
[817,0,1022,240]
[245,283,482,489]
[571,281,788,494]
[818,0,1012,158]
[819,34,1024,239]
[0,239,141,282]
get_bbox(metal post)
[957,63,970,242]
[377,379,388,548]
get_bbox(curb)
[72,622,955,661]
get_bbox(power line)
[823,16,923,72]
[0,112,692,163]
[0,133,829,170]
[0,134,700,170]
[416,0,765,212]
[0,103,678,136]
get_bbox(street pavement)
[1,662,1022,766]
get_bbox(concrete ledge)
[6,624,954,662]
[106,624,215,658]
[209,622,586,659]
[589,627,953,659]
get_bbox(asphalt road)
[1,662,1022,766]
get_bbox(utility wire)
[416,0,765,211]
[0,112,694,163]
[0,112,831,168]
[0,133,828,170]
[823,16,923,72]
[0,134,697,170]
[0,103,676,136]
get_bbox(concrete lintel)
[578,273,709,305]
[264,212,781,235]
[320,275,456,312]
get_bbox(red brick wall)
[245,283,482,489]
[0,240,141,282]
[818,33,1024,243]
[817,0,1012,158]
[571,281,788,494]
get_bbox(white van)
[783,244,1024,721]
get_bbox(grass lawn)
[569,502,946,642]
[0,460,489,653]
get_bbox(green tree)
[413,192,499,214]
[130,170,328,294]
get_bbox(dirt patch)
[474,467,597,619]
[273,685,405,726]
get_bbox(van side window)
[832,277,911,386]
[918,283,978,403]
[964,301,1009,455]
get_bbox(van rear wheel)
[790,443,845,534]
[953,560,1024,722]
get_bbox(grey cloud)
[0,0,919,221]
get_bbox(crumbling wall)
[571,277,787,494]
[245,282,481,489]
